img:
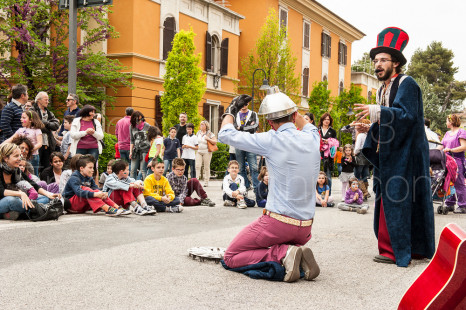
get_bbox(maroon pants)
[378,200,396,261]
[184,178,207,206]
[68,186,116,213]
[109,188,143,208]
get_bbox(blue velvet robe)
[362,76,435,267]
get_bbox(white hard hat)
[258,86,297,120]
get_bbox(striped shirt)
[0,100,23,142]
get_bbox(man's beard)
[375,66,394,81]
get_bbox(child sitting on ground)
[17,160,52,204]
[103,160,156,216]
[337,177,369,214]
[167,158,215,207]
[256,166,268,208]
[59,154,82,194]
[18,159,59,194]
[316,171,334,207]
[63,155,129,216]
[143,158,183,213]
[99,159,116,188]
[339,144,355,201]
[223,160,255,209]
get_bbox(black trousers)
[38,145,52,174]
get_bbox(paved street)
[1,179,465,309]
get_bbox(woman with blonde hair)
[0,143,58,220]
[196,120,217,187]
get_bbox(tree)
[351,52,375,75]
[161,29,205,135]
[418,76,447,133]
[308,81,332,120]
[238,8,300,109]
[407,41,466,113]
[0,0,132,112]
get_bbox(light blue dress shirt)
[218,122,321,220]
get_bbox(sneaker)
[3,211,21,220]
[132,205,148,216]
[237,200,247,209]
[168,205,184,213]
[105,207,124,216]
[144,205,157,215]
[204,182,208,187]
[357,206,368,214]
[224,200,235,207]
[201,198,216,207]
[120,208,132,215]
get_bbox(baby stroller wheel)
[437,205,443,214]
[442,207,449,215]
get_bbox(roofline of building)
[206,0,245,20]
[284,0,365,42]
[351,71,377,79]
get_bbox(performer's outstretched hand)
[223,94,252,120]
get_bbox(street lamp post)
[339,108,355,146]
[251,68,269,113]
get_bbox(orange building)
[105,0,365,133]
[105,0,244,134]
[351,72,381,101]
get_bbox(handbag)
[355,153,370,166]
[206,132,218,152]
[26,198,63,222]
[207,140,218,152]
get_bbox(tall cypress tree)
[161,29,206,135]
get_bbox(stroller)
[429,149,457,215]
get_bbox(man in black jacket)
[32,91,60,173]
[234,100,260,192]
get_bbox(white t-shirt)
[181,134,198,160]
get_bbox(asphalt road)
[1,179,465,310]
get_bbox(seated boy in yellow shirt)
[144,158,183,213]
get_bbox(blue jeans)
[163,159,173,176]
[183,159,196,179]
[36,195,50,204]
[119,149,131,170]
[337,163,342,176]
[31,154,40,176]
[354,165,370,182]
[235,149,259,190]
[130,152,148,180]
[0,196,25,214]
[76,148,100,175]
[223,183,256,207]
[145,196,180,212]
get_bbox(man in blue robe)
[354,27,435,267]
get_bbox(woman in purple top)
[439,114,466,213]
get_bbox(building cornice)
[281,0,365,42]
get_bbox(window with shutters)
[279,8,288,37]
[368,91,372,99]
[302,68,309,97]
[163,17,176,60]
[155,95,163,132]
[339,81,344,95]
[303,21,310,49]
[211,35,220,73]
[321,32,331,58]
[203,100,221,135]
[338,42,347,65]
[220,38,229,76]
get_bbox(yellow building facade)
[105,0,364,133]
